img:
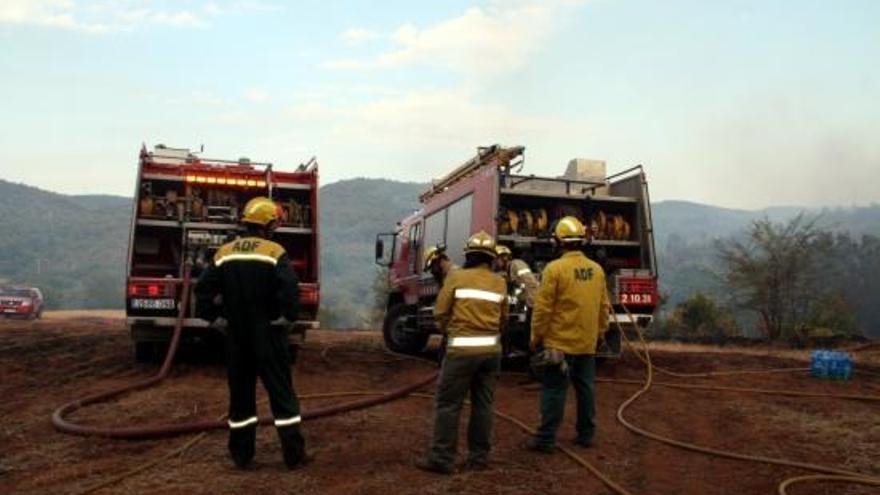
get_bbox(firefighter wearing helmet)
[195,196,310,469]
[493,244,539,308]
[416,231,508,474]
[424,244,458,286]
[525,216,610,452]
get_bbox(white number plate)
[131,298,176,310]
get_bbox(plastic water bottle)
[828,352,841,380]
[839,352,853,381]
[810,351,822,378]
[811,350,830,379]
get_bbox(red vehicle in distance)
[0,287,45,319]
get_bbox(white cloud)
[244,88,269,103]
[0,0,270,33]
[276,87,575,183]
[340,28,380,45]
[324,2,564,80]
[203,1,283,16]
[308,1,589,183]
[167,90,229,107]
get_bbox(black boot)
[277,425,309,469]
[228,425,257,468]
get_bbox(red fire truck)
[375,145,657,357]
[126,144,319,361]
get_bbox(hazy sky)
[1,0,878,209]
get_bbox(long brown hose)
[614,307,880,494]
[51,263,437,439]
[50,265,878,494]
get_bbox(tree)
[663,293,737,341]
[369,267,390,329]
[717,214,831,342]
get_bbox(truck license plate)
[131,298,176,310]
[620,293,653,305]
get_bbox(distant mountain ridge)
[652,200,880,246]
[0,178,877,331]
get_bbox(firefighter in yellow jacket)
[526,216,609,452]
[424,244,458,286]
[494,245,539,307]
[416,231,508,474]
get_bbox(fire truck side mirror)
[375,233,395,266]
[375,239,385,261]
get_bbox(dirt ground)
[1,312,878,495]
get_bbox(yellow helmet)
[495,244,512,257]
[424,244,446,270]
[242,196,279,226]
[464,231,497,257]
[554,216,586,243]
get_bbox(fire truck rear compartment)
[126,145,320,361]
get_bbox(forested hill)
[0,180,131,308]
[0,178,877,334]
[318,178,425,327]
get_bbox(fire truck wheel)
[382,304,428,354]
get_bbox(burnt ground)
[1,313,878,495]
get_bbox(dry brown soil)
[1,312,878,495]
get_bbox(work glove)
[529,347,569,377]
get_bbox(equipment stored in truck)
[375,145,657,358]
[126,144,320,361]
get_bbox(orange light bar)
[183,174,267,188]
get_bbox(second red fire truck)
[375,145,657,358]
[126,144,320,361]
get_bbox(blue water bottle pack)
[810,350,853,381]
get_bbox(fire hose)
[613,305,880,495]
[51,262,437,440]
[53,263,879,494]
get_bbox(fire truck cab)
[375,145,657,358]
[126,144,320,361]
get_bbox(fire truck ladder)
[419,144,525,202]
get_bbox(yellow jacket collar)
[562,251,585,259]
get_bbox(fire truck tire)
[383,304,428,354]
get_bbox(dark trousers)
[427,354,502,468]
[226,324,305,467]
[535,354,596,446]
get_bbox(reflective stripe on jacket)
[530,251,609,355]
[434,265,507,356]
[195,236,299,326]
